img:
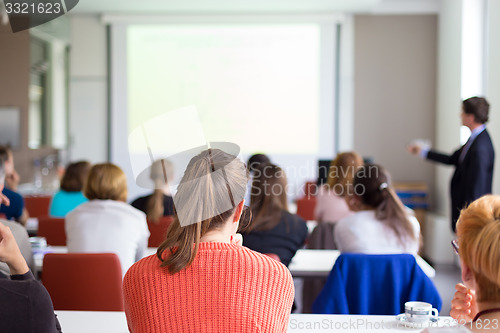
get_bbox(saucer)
[396,313,439,329]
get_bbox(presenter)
[407,97,494,233]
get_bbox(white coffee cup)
[404,301,438,323]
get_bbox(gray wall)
[353,14,437,205]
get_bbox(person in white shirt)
[314,151,364,224]
[334,163,420,254]
[66,163,149,277]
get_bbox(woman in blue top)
[49,161,91,217]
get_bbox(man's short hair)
[463,96,490,124]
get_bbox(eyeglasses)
[451,239,459,255]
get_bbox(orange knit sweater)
[123,242,294,333]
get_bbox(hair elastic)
[379,182,388,191]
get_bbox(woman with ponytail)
[334,163,420,254]
[131,159,174,223]
[123,149,294,333]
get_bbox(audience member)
[123,149,294,332]
[314,151,363,223]
[245,153,271,205]
[65,163,149,276]
[0,146,28,225]
[49,161,91,217]
[423,195,500,333]
[0,158,33,276]
[131,159,174,222]
[241,163,308,266]
[0,221,61,332]
[334,163,420,254]
[247,153,271,173]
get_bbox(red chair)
[302,181,319,198]
[296,197,317,221]
[147,216,174,247]
[0,213,6,219]
[37,217,66,246]
[42,253,124,311]
[24,195,52,218]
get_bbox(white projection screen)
[110,17,339,201]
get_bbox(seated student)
[131,159,174,222]
[0,146,28,225]
[424,195,500,333]
[0,160,33,276]
[314,151,363,224]
[244,153,271,205]
[66,163,149,276]
[0,222,62,333]
[123,149,294,333]
[49,161,91,217]
[241,163,308,266]
[334,163,420,254]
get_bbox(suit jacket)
[426,129,494,232]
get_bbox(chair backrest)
[307,223,337,250]
[37,217,66,246]
[312,253,442,315]
[147,216,174,247]
[303,181,319,198]
[24,195,52,218]
[42,253,124,311]
[296,197,317,221]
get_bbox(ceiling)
[69,0,440,15]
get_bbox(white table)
[35,247,435,278]
[288,314,456,332]
[56,311,128,333]
[55,311,456,333]
[288,249,436,278]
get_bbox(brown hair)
[326,151,364,196]
[246,163,289,232]
[463,96,489,124]
[146,159,174,223]
[457,195,500,302]
[354,164,417,245]
[157,149,248,274]
[84,163,128,202]
[60,161,91,192]
[247,153,271,173]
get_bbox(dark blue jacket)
[427,129,494,232]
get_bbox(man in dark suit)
[408,97,495,232]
